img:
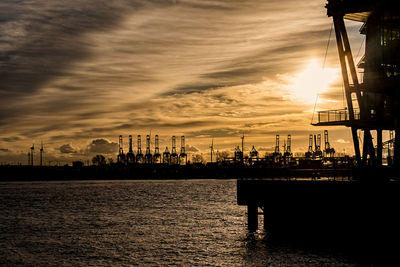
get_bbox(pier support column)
[263,208,268,231]
[377,130,382,166]
[248,204,258,232]
[395,128,400,169]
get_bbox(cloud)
[336,139,350,144]
[0,0,142,97]
[1,136,21,142]
[59,144,77,154]
[256,146,275,152]
[188,128,243,138]
[0,0,361,162]
[86,138,118,154]
[185,145,199,153]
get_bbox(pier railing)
[314,108,360,124]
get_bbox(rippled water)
[0,180,358,266]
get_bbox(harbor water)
[0,179,360,266]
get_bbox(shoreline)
[0,164,352,181]
[0,164,397,181]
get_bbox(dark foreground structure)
[314,0,400,167]
[237,178,400,264]
[238,1,400,264]
[237,178,400,233]
[0,164,354,181]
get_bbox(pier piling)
[263,208,268,231]
[247,204,258,232]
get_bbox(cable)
[322,23,333,69]
[311,22,333,124]
[355,36,365,64]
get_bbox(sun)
[288,59,339,105]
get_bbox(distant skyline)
[0,0,368,164]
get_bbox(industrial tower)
[313,0,400,169]
[241,134,245,163]
[163,146,170,164]
[145,134,152,164]
[153,135,161,163]
[170,136,179,165]
[30,144,34,166]
[272,135,281,163]
[314,134,323,158]
[210,138,214,163]
[117,135,125,164]
[136,135,144,163]
[249,146,259,161]
[179,136,187,165]
[40,142,43,167]
[126,135,135,164]
[234,146,243,162]
[283,135,292,164]
[324,130,336,158]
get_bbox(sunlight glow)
[288,59,339,104]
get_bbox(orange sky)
[0,0,371,164]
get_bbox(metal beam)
[333,15,362,165]
[377,130,382,166]
[333,16,354,120]
[337,17,365,117]
[395,128,400,168]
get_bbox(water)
[0,179,358,266]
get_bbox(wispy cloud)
[0,0,361,162]
[336,138,350,144]
[59,144,77,154]
[86,139,118,155]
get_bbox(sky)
[0,0,366,164]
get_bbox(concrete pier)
[247,204,258,232]
[237,178,400,235]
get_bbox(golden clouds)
[0,0,360,162]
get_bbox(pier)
[237,178,400,237]
[235,0,399,249]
